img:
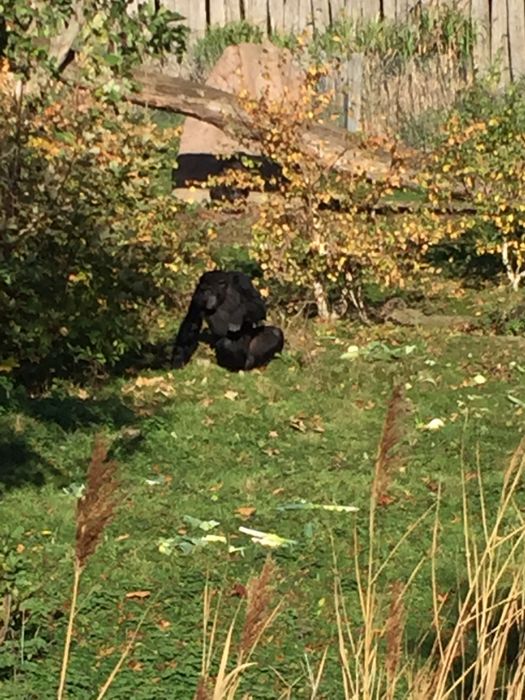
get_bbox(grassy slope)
[1,296,525,698]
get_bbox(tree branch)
[48,1,85,70]
[129,68,398,180]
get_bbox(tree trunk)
[128,68,397,180]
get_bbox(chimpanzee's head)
[194,271,230,312]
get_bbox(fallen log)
[128,68,400,180]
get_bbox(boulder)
[174,42,304,195]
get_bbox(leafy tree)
[426,81,525,290]
[243,68,446,319]
[0,2,210,383]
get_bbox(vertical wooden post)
[507,0,525,80]
[492,0,511,83]
[209,1,226,26]
[382,0,396,21]
[268,0,285,33]
[329,0,346,23]
[361,0,381,20]
[225,0,242,23]
[189,1,207,38]
[470,0,490,74]
[344,53,363,131]
[247,0,269,30]
[312,0,330,31]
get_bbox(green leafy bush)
[0,0,187,78]
[426,79,525,290]
[0,528,47,681]
[0,2,216,383]
[0,82,211,382]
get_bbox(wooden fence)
[145,0,525,82]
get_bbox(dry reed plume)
[57,436,119,700]
[372,384,409,504]
[195,556,281,700]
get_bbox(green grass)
[1,295,525,697]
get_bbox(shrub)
[425,79,525,290]
[242,68,448,319]
[0,79,211,382]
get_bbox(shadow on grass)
[0,386,140,492]
[0,426,59,492]
[22,394,136,431]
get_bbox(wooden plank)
[188,1,206,38]
[312,0,330,31]
[209,0,226,26]
[225,0,242,23]
[345,0,362,20]
[284,0,301,33]
[381,0,396,21]
[329,0,346,23]
[470,0,490,72]
[491,0,511,83]
[246,0,268,29]
[361,0,380,19]
[164,0,189,24]
[298,0,312,32]
[344,52,363,131]
[268,0,285,33]
[396,0,409,21]
[507,0,525,79]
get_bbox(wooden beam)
[129,68,397,180]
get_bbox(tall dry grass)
[327,395,525,700]
[57,436,119,700]
[194,556,282,700]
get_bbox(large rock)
[179,41,305,157]
[174,42,305,195]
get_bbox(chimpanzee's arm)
[231,272,267,324]
[171,299,204,368]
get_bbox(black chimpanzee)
[171,270,284,371]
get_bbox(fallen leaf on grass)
[183,515,220,531]
[289,414,325,433]
[472,373,487,385]
[377,493,396,507]
[277,500,359,513]
[238,526,297,548]
[235,506,256,519]
[340,345,360,360]
[224,390,239,401]
[289,415,307,432]
[230,583,248,598]
[127,660,144,672]
[157,619,171,630]
[125,590,151,600]
[419,418,445,431]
